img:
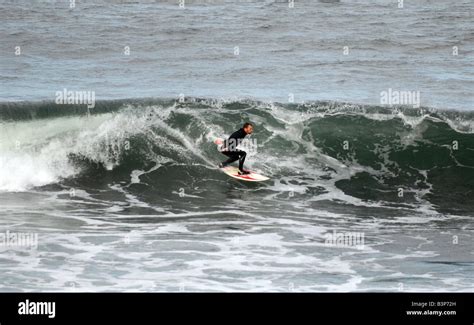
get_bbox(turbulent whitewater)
[0,99,473,291]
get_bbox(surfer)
[218,122,253,175]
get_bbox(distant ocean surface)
[1,0,473,109]
[0,0,473,292]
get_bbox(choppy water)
[0,0,473,291]
[2,0,473,109]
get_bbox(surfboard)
[220,166,270,182]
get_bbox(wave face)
[1,98,473,216]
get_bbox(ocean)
[0,0,473,291]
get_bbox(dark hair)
[243,122,252,129]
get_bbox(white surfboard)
[220,166,270,182]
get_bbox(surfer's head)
[243,122,253,135]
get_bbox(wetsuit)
[220,128,248,171]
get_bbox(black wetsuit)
[220,128,248,171]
